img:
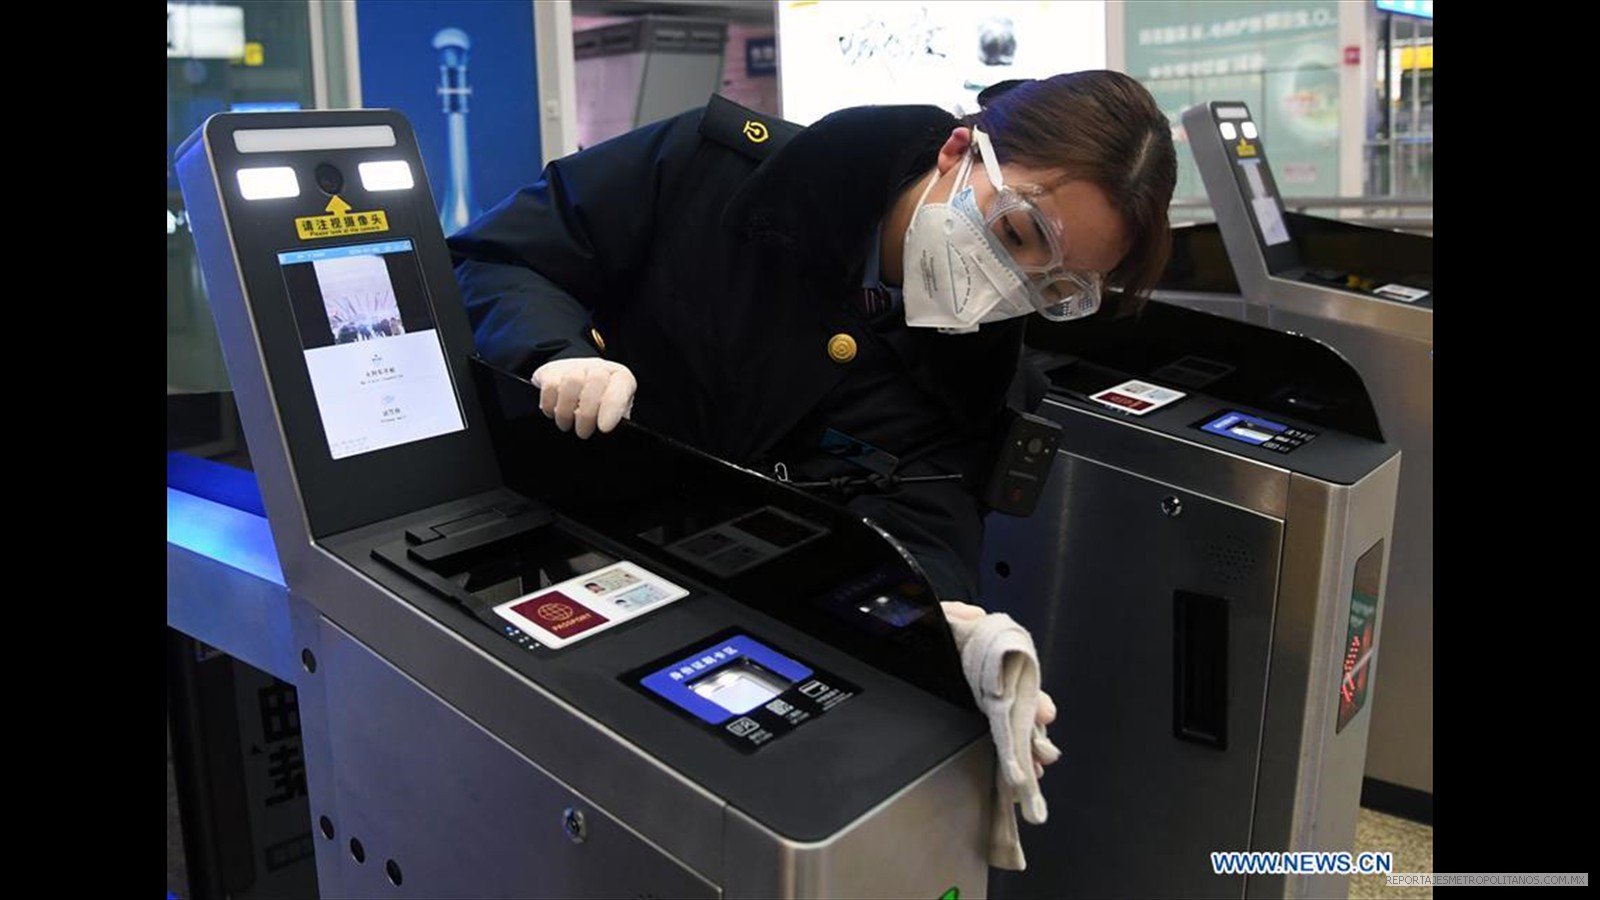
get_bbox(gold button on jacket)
[828,333,858,363]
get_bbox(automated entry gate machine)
[980,296,1402,900]
[175,110,993,899]
[1173,100,1434,803]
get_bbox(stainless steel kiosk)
[1172,101,1433,802]
[173,109,992,899]
[981,297,1401,899]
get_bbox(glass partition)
[168,1,349,466]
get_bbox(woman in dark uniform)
[449,69,1175,602]
[447,69,1177,797]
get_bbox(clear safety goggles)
[964,129,1104,321]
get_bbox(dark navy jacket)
[447,96,1026,600]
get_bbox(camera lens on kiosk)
[314,163,344,195]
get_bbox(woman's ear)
[935,126,973,176]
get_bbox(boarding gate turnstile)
[980,296,1401,899]
[1169,101,1433,803]
[174,109,993,899]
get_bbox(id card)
[1090,380,1187,416]
[1372,283,1429,304]
[493,561,689,649]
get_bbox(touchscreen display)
[278,239,465,459]
[1237,158,1291,247]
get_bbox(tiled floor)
[1350,807,1434,899]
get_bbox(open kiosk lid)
[465,360,976,711]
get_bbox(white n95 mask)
[902,129,1106,333]
[901,152,1034,334]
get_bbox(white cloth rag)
[943,605,1061,871]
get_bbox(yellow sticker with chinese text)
[294,196,390,240]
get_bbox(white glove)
[529,357,636,439]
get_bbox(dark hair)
[965,71,1178,300]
